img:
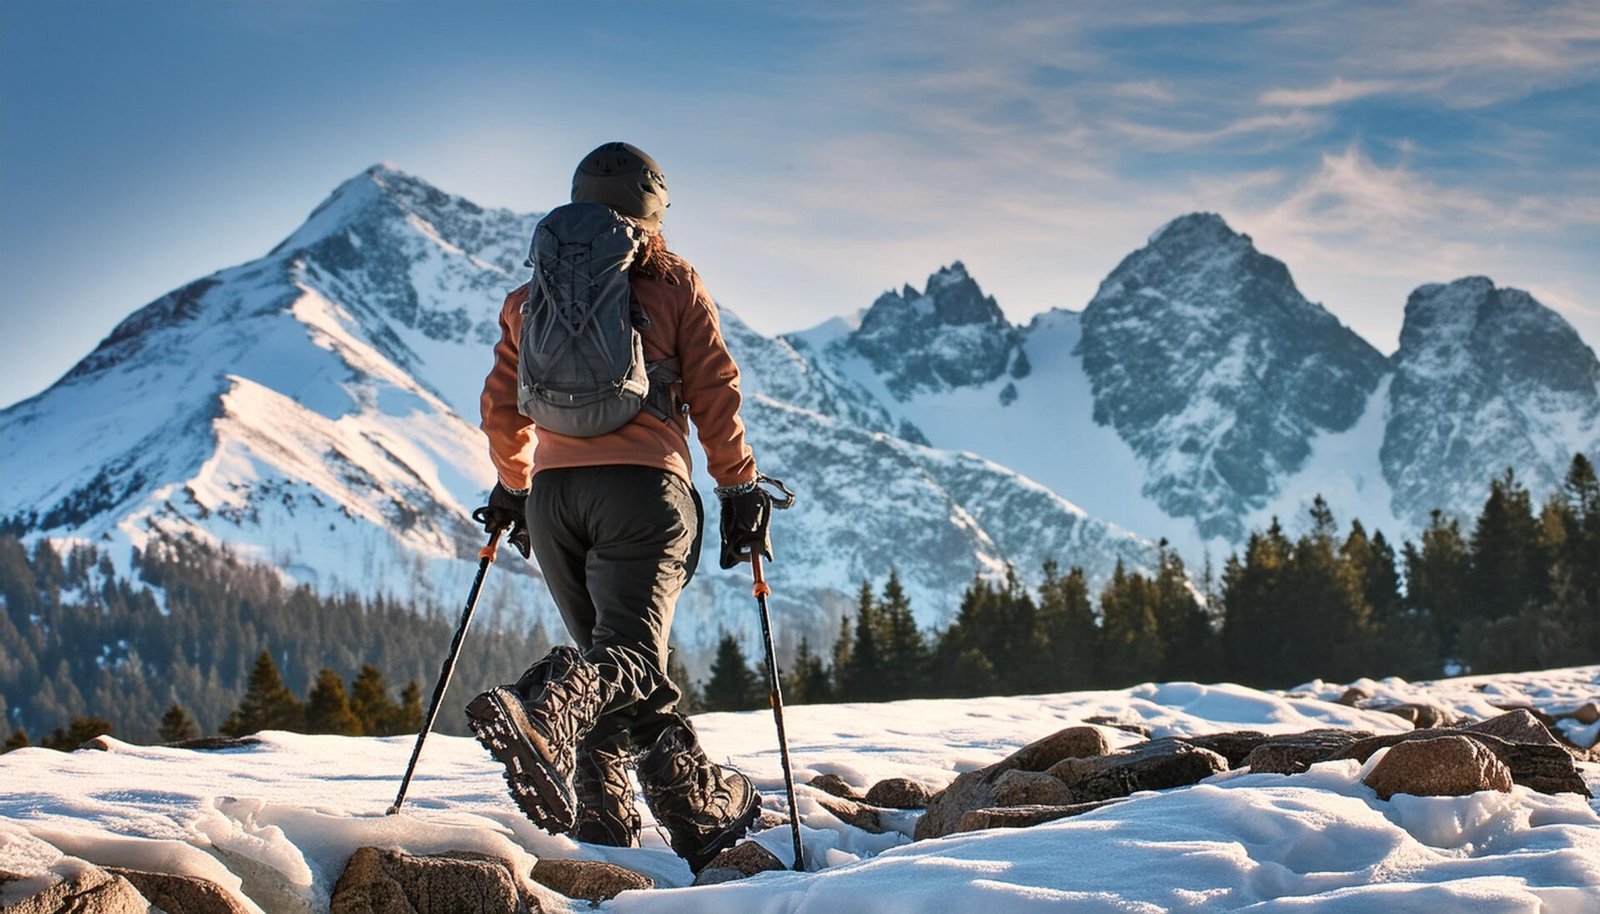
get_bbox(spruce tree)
[842,582,884,701]
[702,633,760,711]
[349,664,401,736]
[667,649,703,714]
[829,613,852,700]
[3,729,29,753]
[1404,510,1471,659]
[42,716,113,750]
[1099,560,1161,686]
[877,570,928,699]
[1221,519,1294,686]
[1035,561,1099,690]
[305,668,362,735]
[783,636,832,704]
[222,650,304,736]
[159,702,200,742]
[394,681,423,733]
[1150,543,1212,681]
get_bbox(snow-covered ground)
[2,667,1597,913]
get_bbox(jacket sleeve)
[678,270,757,488]
[480,286,535,492]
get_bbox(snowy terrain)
[2,666,1596,913]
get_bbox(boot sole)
[686,786,763,873]
[465,688,575,832]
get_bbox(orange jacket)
[479,252,757,492]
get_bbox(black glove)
[474,482,530,559]
[718,483,773,569]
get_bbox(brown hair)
[632,231,681,284]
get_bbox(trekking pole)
[748,474,805,871]
[387,524,502,815]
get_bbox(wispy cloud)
[1259,77,1408,107]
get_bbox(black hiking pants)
[525,465,700,750]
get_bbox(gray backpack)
[517,202,678,437]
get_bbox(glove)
[474,482,530,559]
[718,483,773,569]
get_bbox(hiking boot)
[573,731,642,847]
[466,646,614,833]
[636,718,760,872]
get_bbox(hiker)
[468,142,774,872]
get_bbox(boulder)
[990,769,1075,807]
[1374,702,1461,729]
[529,858,651,903]
[1047,738,1229,803]
[166,735,262,752]
[107,867,248,914]
[864,777,931,809]
[915,725,1111,840]
[1567,702,1599,725]
[952,799,1125,833]
[758,809,789,831]
[812,791,886,833]
[329,847,537,914]
[1363,735,1514,800]
[1337,686,1373,706]
[1245,729,1372,775]
[1333,728,1590,797]
[806,773,860,799]
[0,864,152,914]
[1488,702,1559,728]
[1082,716,1153,738]
[1177,731,1271,769]
[692,842,785,886]
[1464,710,1563,748]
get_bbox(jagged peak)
[1147,212,1245,248]
[859,261,1008,334]
[928,260,971,290]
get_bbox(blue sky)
[2,0,1597,407]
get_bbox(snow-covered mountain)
[792,215,1597,552]
[1384,277,1600,528]
[0,165,1153,668]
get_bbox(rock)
[529,858,651,903]
[952,799,1125,833]
[915,725,1111,840]
[758,809,789,831]
[1337,686,1373,706]
[1245,729,1372,775]
[107,867,248,914]
[806,773,860,799]
[991,769,1075,807]
[812,791,886,833]
[1567,702,1599,725]
[691,842,785,886]
[0,864,152,914]
[1488,702,1559,728]
[864,777,931,809]
[1047,738,1229,803]
[1178,731,1271,768]
[1363,735,1514,800]
[1464,710,1563,748]
[1374,702,1461,729]
[1334,728,1590,797]
[166,735,262,751]
[329,847,536,914]
[1083,716,1153,738]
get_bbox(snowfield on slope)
[2,667,1597,913]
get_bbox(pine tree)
[667,648,703,714]
[1460,470,1553,672]
[1099,560,1161,686]
[1404,510,1472,659]
[1221,519,1293,686]
[1150,543,1212,681]
[394,681,423,733]
[42,716,113,750]
[877,570,928,699]
[782,636,832,704]
[305,668,362,735]
[702,633,761,711]
[3,728,29,753]
[1035,561,1099,690]
[349,664,401,736]
[158,702,200,742]
[841,582,884,701]
[222,650,304,736]
[829,612,852,701]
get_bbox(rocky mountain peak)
[848,263,1020,399]
[1384,277,1600,526]
[1079,213,1389,540]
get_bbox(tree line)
[694,455,1600,710]
[0,532,550,748]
